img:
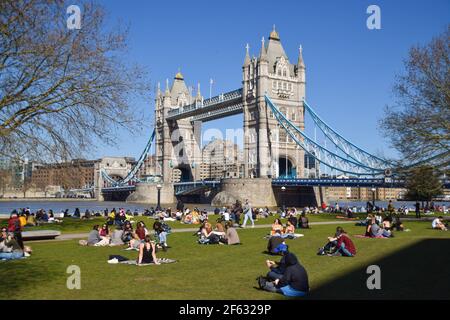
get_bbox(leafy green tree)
[381,26,450,165]
[404,165,443,202]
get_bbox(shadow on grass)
[0,258,60,298]
[308,239,450,300]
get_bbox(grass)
[1,219,449,300]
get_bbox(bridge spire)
[243,43,251,66]
[297,44,305,68]
[259,36,267,61]
[196,82,202,101]
[164,78,170,97]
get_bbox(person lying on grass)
[137,235,160,265]
[258,252,309,297]
[432,217,448,231]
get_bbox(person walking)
[241,199,254,228]
[415,201,421,219]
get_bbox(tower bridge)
[91,27,449,206]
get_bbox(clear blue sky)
[92,0,449,161]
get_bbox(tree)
[0,0,149,163]
[381,26,450,164]
[404,165,443,203]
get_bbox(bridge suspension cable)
[302,100,390,169]
[265,95,385,177]
[101,129,156,186]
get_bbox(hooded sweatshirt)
[277,253,309,292]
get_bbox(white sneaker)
[108,258,119,264]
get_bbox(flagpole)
[209,78,213,100]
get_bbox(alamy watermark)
[66,265,81,290]
[367,5,381,30]
[67,5,81,30]
[366,265,381,290]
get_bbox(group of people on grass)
[0,212,32,260]
[196,219,241,245]
[83,216,171,251]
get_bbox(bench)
[22,230,61,241]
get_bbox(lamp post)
[156,184,162,211]
[281,186,286,213]
[371,188,376,210]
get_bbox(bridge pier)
[212,178,277,207]
[126,182,175,205]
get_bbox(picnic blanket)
[120,258,177,266]
[353,234,388,239]
[263,234,304,240]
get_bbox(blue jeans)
[242,211,254,227]
[159,231,167,244]
[336,243,353,257]
[0,251,23,260]
[280,285,307,297]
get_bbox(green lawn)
[1,220,449,300]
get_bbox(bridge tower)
[242,27,306,179]
[155,72,202,183]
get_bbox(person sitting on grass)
[85,225,102,246]
[265,246,289,280]
[271,218,284,235]
[391,215,405,231]
[298,212,309,229]
[370,218,393,238]
[221,221,240,245]
[26,213,36,227]
[0,231,32,260]
[109,226,124,246]
[267,229,285,255]
[128,221,148,250]
[327,227,356,257]
[153,216,170,251]
[121,221,134,244]
[137,235,160,265]
[94,224,110,246]
[281,220,296,239]
[432,216,448,231]
[258,252,309,297]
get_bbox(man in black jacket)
[259,252,309,297]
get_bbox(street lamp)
[281,186,286,213]
[156,184,162,211]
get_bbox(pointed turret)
[196,82,202,101]
[164,78,170,97]
[297,45,305,68]
[266,26,289,68]
[243,43,251,66]
[259,36,268,62]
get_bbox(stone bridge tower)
[155,72,202,183]
[242,27,306,179]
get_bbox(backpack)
[208,234,220,244]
